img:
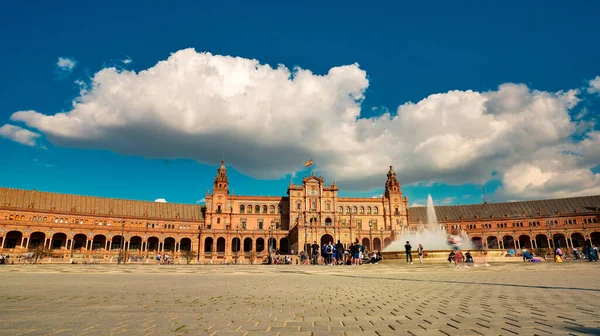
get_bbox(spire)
[213,160,229,193]
[385,165,401,197]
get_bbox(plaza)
[1,262,599,335]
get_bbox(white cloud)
[410,202,425,207]
[588,76,600,94]
[371,194,383,198]
[0,124,41,147]
[154,198,167,203]
[122,57,132,64]
[196,198,206,204]
[438,197,456,206]
[7,48,600,200]
[56,57,76,73]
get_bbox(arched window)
[367,207,372,214]
[43,217,47,222]
[326,202,331,211]
[269,205,275,213]
[339,206,343,213]
[38,216,42,221]
[32,216,37,222]
[346,207,350,214]
[20,215,25,220]
[240,205,245,213]
[263,205,267,213]
[9,214,14,220]
[59,218,64,223]
[247,205,252,213]
[297,202,301,210]
[278,205,282,213]
[374,207,379,214]
[360,207,364,214]
[311,201,317,210]
[352,207,357,214]
[255,205,260,213]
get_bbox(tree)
[180,249,197,264]
[32,246,52,264]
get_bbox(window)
[269,205,275,213]
[278,205,282,213]
[339,206,343,213]
[352,207,357,214]
[275,220,280,229]
[360,207,364,214]
[217,218,220,224]
[258,220,263,230]
[297,202,301,210]
[247,205,252,214]
[326,202,331,211]
[217,205,222,214]
[32,216,37,222]
[311,201,317,210]
[346,207,350,214]
[241,218,247,229]
[395,207,399,215]
[240,205,245,213]
[367,207,372,214]
[374,207,379,214]
[255,205,260,213]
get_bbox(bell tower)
[384,165,407,236]
[384,165,401,197]
[213,160,229,194]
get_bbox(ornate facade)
[1,160,599,263]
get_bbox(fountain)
[380,195,510,263]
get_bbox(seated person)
[522,250,533,261]
[465,251,473,263]
[448,251,455,263]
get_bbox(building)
[1,160,599,263]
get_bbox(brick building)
[1,160,599,263]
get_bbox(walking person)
[405,241,413,264]
[417,244,424,264]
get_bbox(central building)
[203,161,408,263]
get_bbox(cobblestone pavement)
[1,262,600,335]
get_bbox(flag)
[304,159,313,168]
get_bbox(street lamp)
[118,220,125,264]
[369,222,373,252]
[235,225,240,264]
[269,220,274,263]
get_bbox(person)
[522,250,533,261]
[448,251,455,263]
[465,251,473,263]
[417,244,424,264]
[554,247,563,263]
[325,242,334,265]
[350,243,360,265]
[311,241,320,265]
[335,240,344,265]
[405,241,413,264]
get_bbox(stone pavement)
[0,262,599,335]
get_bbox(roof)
[0,187,204,221]
[408,195,600,223]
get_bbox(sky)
[1,1,599,207]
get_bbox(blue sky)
[1,1,599,206]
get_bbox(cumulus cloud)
[56,57,77,74]
[588,76,600,94]
[5,48,600,200]
[0,124,42,147]
[154,198,167,203]
[122,57,132,64]
[196,198,206,204]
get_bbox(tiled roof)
[408,195,600,223]
[0,188,203,221]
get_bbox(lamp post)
[380,228,384,251]
[269,220,274,264]
[235,225,240,264]
[369,222,373,252]
[118,220,125,264]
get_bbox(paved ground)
[0,261,599,336]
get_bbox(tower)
[207,160,229,229]
[384,166,401,197]
[213,160,229,194]
[384,165,407,236]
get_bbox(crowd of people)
[296,240,383,265]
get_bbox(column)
[141,242,145,252]
[48,238,53,249]
[25,237,31,249]
[105,240,110,250]
[0,237,4,249]
[20,236,26,248]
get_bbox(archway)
[325,217,332,226]
[216,237,226,253]
[383,237,392,248]
[231,238,241,253]
[204,237,213,253]
[163,237,176,252]
[535,234,549,248]
[321,234,334,247]
[52,233,67,249]
[111,235,124,250]
[92,235,106,250]
[591,232,600,246]
[129,236,143,251]
[361,238,370,251]
[3,231,22,248]
[471,237,483,249]
[486,236,499,249]
[72,234,87,250]
[147,237,159,251]
[571,233,585,248]
[502,236,515,250]
[180,238,191,251]
[373,238,381,251]
[518,235,532,249]
[243,238,253,252]
[256,238,265,253]
[28,232,45,248]
[279,238,289,254]
[268,238,277,253]
[552,234,567,249]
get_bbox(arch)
[92,234,106,250]
[570,233,586,248]
[256,238,265,252]
[51,232,67,249]
[111,235,124,250]
[367,206,372,214]
[255,205,260,213]
[591,232,600,246]
[383,237,392,248]
[180,238,191,251]
[204,237,213,253]
[486,236,499,249]
[321,234,334,247]
[471,236,483,249]
[8,214,14,220]
[129,236,143,251]
[352,206,357,214]
[231,237,241,253]
[374,206,379,214]
[502,235,515,250]
[3,230,22,248]
[339,206,343,213]
[535,234,549,248]
[216,237,226,253]
[325,217,332,225]
[147,236,159,251]
[518,235,532,249]
[247,204,253,213]
[373,237,381,251]
[28,232,46,248]
[361,237,371,251]
[72,233,87,250]
[346,206,350,214]
[360,206,365,214]
[243,237,253,252]
[269,205,275,213]
[552,233,567,249]
[268,238,277,253]
[279,238,289,254]
[163,237,176,252]
[240,205,245,213]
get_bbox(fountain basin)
[380,249,522,264]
